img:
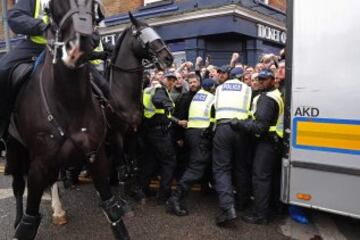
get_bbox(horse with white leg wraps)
[6,0,131,239]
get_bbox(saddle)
[7,60,36,147]
[10,61,34,95]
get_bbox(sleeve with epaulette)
[240,94,279,135]
[8,0,47,36]
[152,87,174,113]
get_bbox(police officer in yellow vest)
[0,0,49,141]
[230,69,284,224]
[167,77,216,216]
[212,65,253,226]
[141,71,182,203]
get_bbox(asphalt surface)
[0,158,359,240]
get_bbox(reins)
[39,58,107,162]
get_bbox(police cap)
[217,65,232,74]
[202,78,215,90]
[258,69,275,80]
[230,67,244,79]
[164,71,177,80]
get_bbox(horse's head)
[47,0,95,67]
[128,13,173,70]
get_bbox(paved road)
[0,159,359,240]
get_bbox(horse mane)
[110,18,149,64]
[111,27,131,64]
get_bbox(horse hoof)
[52,215,68,225]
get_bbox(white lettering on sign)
[102,34,117,46]
[257,24,287,44]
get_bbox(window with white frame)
[172,51,187,69]
[144,0,164,6]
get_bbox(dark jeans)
[212,124,252,210]
[139,126,177,199]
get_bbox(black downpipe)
[283,0,294,159]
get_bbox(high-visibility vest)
[90,41,104,65]
[143,83,174,119]
[30,0,49,45]
[188,89,215,129]
[251,89,284,138]
[215,79,252,121]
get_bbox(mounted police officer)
[0,0,108,153]
[212,65,252,226]
[231,69,284,224]
[167,76,216,216]
[0,0,49,144]
[140,71,182,203]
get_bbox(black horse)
[106,13,173,197]
[6,1,130,239]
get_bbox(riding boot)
[13,214,41,240]
[90,64,110,99]
[100,196,130,240]
[166,188,188,216]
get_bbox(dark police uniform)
[0,0,47,138]
[212,77,252,225]
[231,70,284,224]
[167,87,215,216]
[141,82,179,202]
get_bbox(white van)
[281,0,360,218]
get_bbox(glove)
[39,22,49,33]
[230,118,246,131]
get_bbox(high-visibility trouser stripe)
[145,108,165,114]
[217,107,248,113]
[189,117,210,122]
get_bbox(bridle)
[110,26,171,73]
[46,0,94,64]
[38,0,106,161]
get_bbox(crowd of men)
[0,0,287,229]
[137,51,286,226]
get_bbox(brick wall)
[102,0,287,17]
[0,0,145,41]
[0,0,14,40]
[103,0,143,16]
[269,0,287,12]
[1,0,287,41]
